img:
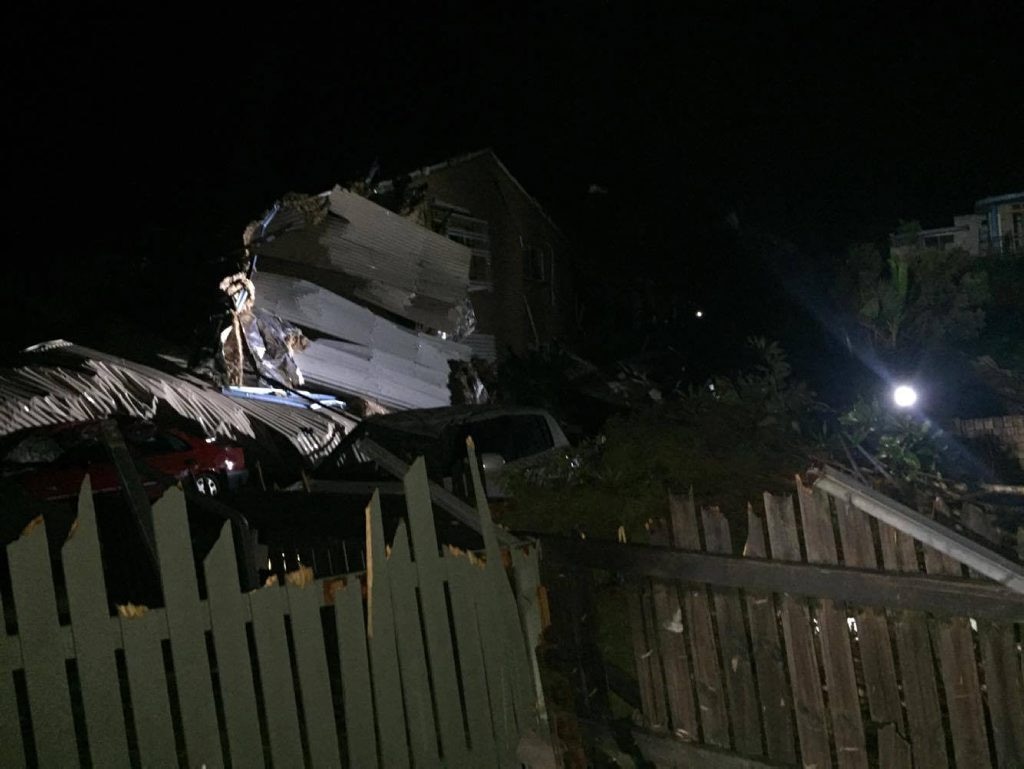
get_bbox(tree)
[857,249,910,348]
[501,339,823,539]
[840,240,989,351]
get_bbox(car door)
[129,430,195,485]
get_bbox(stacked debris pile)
[238,188,489,413]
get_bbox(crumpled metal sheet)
[243,192,330,249]
[218,272,309,389]
[450,297,477,341]
[0,341,356,465]
[235,308,308,388]
[229,392,355,464]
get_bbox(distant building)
[975,192,1024,256]
[890,213,986,256]
[375,149,575,361]
[891,191,1024,257]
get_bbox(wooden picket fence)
[543,473,1024,769]
[0,456,548,768]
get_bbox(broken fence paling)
[546,475,1024,769]
[0,457,546,768]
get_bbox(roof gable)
[383,148,565,238]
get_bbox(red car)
[1,420,248,501]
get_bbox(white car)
[361,405,571,498]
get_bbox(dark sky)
[3,4,1023,355]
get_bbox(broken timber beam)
[99,419,161,587]
[357,437,520,547]
[815,467,1024,594]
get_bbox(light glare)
[893,384,918,408]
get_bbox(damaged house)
[244,149,575,412]
[0,151,576,486]
[371,148,576,361]
[244,187,479,412]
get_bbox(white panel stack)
[255,272,470,410]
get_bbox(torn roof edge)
[372,148,566,239]
[9,339,358,466]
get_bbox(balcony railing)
[978,235,1024,257]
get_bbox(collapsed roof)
[254,272,471,411]
[0,341,357,465]
[0,185,488,463]
[250,187,475,337]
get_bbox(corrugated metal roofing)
[298,339,455,411]
[0,341,357,465]
[229,395,354,464]
[464,333,498,362]
[253,272,468,411]
[254,272,470,361]
[256,187,473,334]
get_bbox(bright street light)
[892,384,918,408]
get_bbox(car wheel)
[194,473,220,496]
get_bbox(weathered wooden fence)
[543,472,1024,768]
[0,456,549,768]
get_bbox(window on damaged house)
[431,204,492,284]
[523,243,548,282]
[923,233,955,250]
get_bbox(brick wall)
[955,414,1024,468]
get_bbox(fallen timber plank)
[358,437,520,546]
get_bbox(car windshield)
[456,414,553,461]
[4,434,63,464]
[3,421,192,466]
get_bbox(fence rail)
[542,536,1024,622]
[0,455,549,768]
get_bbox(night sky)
[4,5,1023,378]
